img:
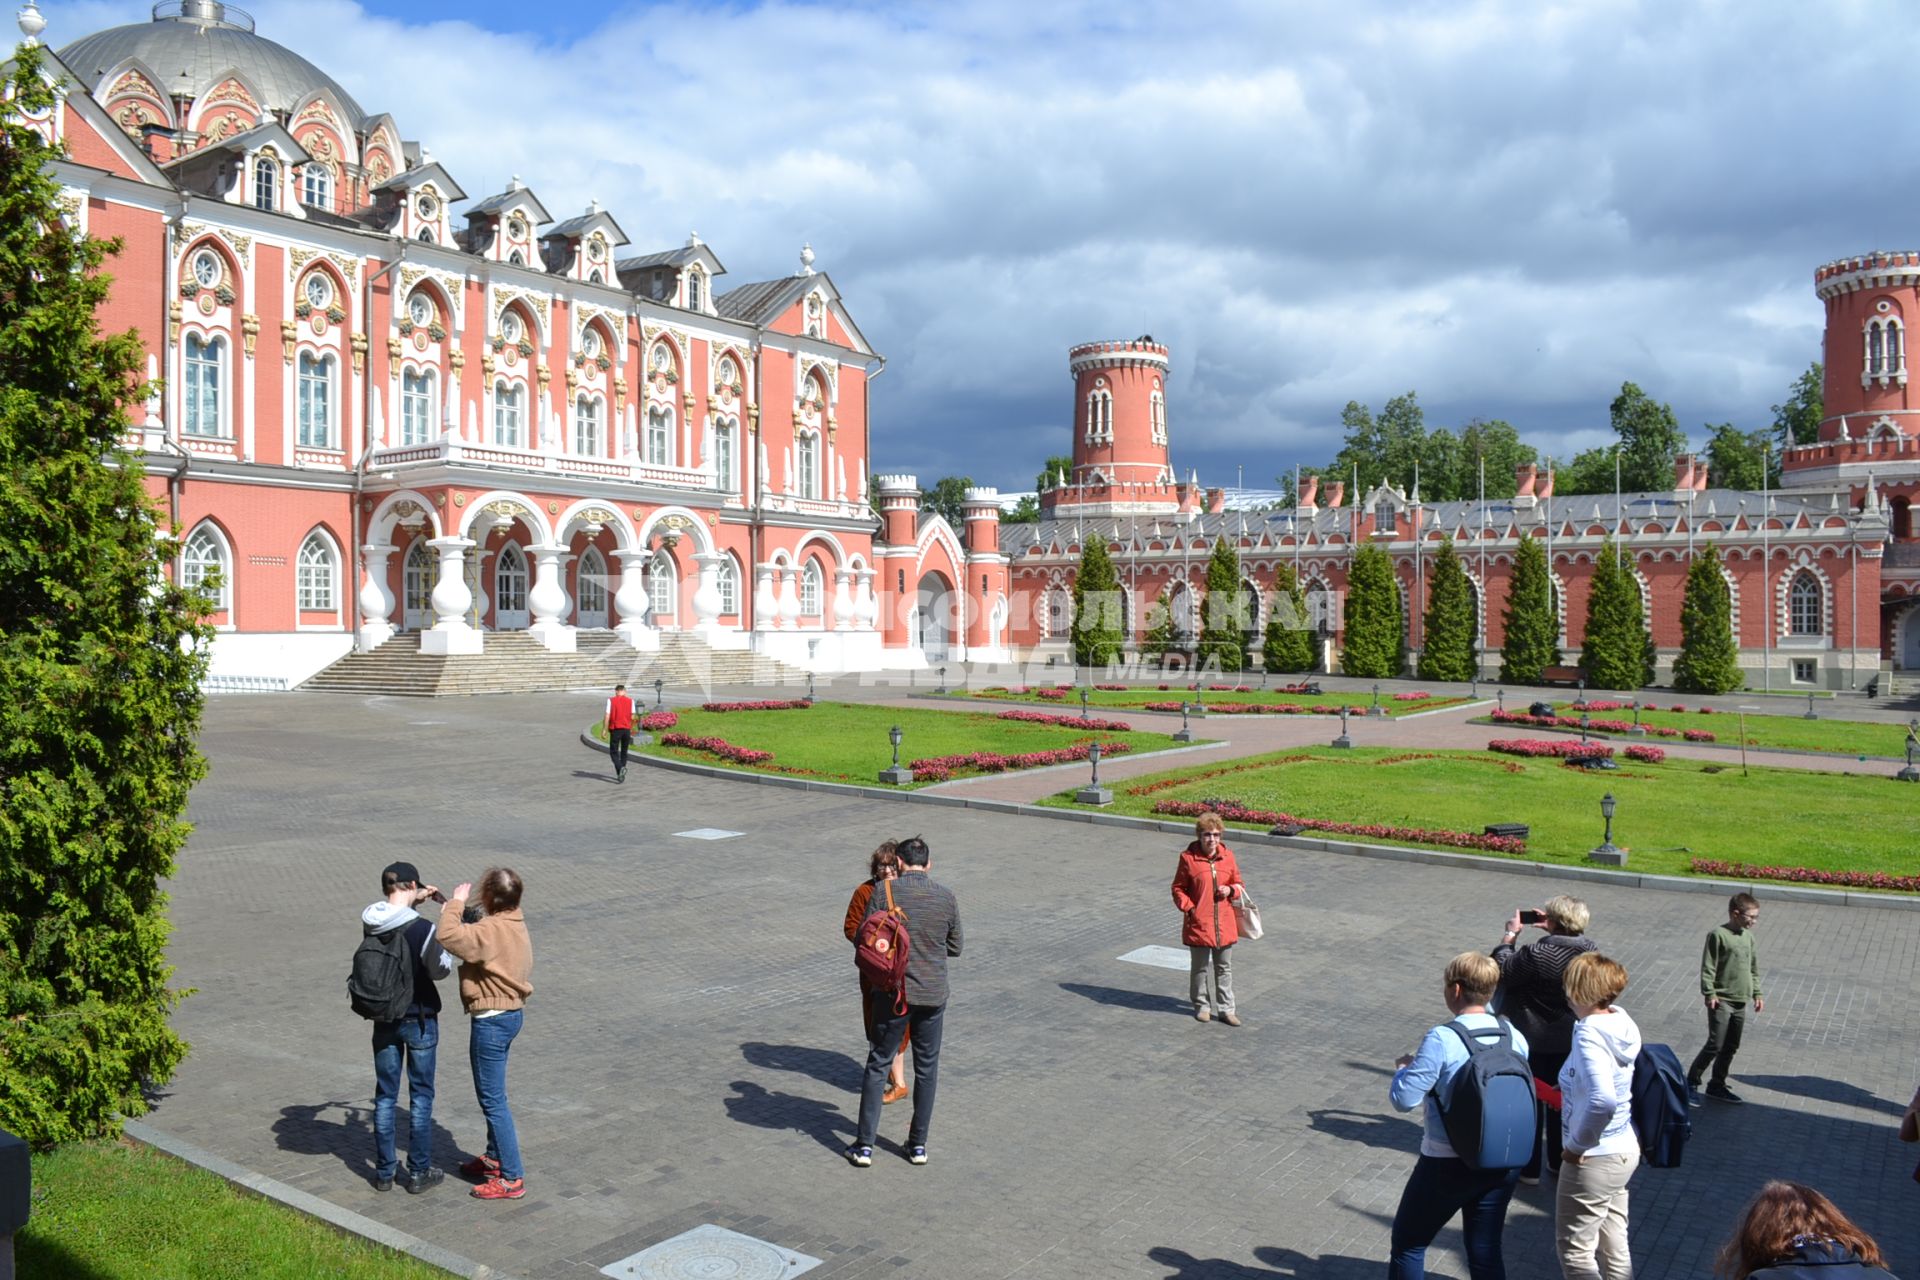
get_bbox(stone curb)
[122,1119,522,1279]
[582,726,1920,912]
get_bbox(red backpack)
[854,879,911,1014]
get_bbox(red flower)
[638,711,679,731]
[700,699,811,713]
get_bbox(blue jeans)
[857,997,945,1149]
[1388,1153,1521,1280]
[372,1015,438,1180]
[469,1010,524,1180]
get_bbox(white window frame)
[301,163,331,210]
[1150,390,1167,444]
[296,351,334,448]
[184,333,226,437]
[493,381,523,448]
[646,404,673,465]
[253,156,277,211]
[714,421,735,492]
[1789,571,1823,636]
[686,269,703,311]
[296,533,338,613]
[800,561,823,615]
[717,559,739,615]
[647,552,677,618]
[576,546,608,621]
[181,524,230,610]
[797,431,819,498]
[400,367,435,445]
[573,394,603,456]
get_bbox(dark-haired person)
[1690,892,1764,1105]
[439,868,534,1200]
[847,835,961,1169]
[605,683,635,782]
[844,840,910,1103]
[1714,1181,1898,1279]
[1556,953,1642,1280]
[361,861,454,1193]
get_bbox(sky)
[36,0,1920,494]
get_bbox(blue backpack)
[1437,1019,1538,1170]
[1630,1043,1692,1168]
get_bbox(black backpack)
[1630,1043,1692,1167]
[348,924,415,1022]
[1436,1019,1539,1170]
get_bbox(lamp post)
[937,664,948,695]
[1332,704,1353,749]
[1899,731,1919,784]
[1076,739,1112,805]
[1471,676,1479,701]
[1629,699,1644,735]
[1080,686,1091,720]
[1174,702,1194,744]
[1574,677,1587,709]
[1371,682,1381,714]
[652,677,664,710]
[1496,688,1505,714]
[805,671,815,705]
[878,724,913,785]
[1580,709,1590,744]
[1738,705,1758,778]
[1804,690,1818,721]
[1588,791,1626,865]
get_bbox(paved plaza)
[152,687,1920,1278]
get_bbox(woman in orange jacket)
[1171,811,1247,1026]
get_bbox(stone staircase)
[298,630,809,697]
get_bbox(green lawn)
[1040,746,1920,879]
[1488,701,1913,758]
[966,685,1469,717]
[620,700,1186,786]
[19,1141,453,1280]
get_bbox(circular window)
[408,293,433,328]
[416,193,437,219]
[582,329,602,359]
[507,216,527,240]
[500,311,522,344]
[651,344,671,373]
[1879,300,1894,314]
[193,250,221,288]
[304,273,331,309]
[719,359,737,385]
[587,237,606,262]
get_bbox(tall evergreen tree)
[1,47,211,1148]
[1070,536,1124,668]
[1579,541,1652,690]
[1341,543,1404,678]
[1610,381,1687,494]
[1197,538,1247,672]
[1262,562,1315,673]
[1500,534,1560,684]
[1141,586,1177,659]
[1771,362,1824,450]
[1417,538,1477,682]
[1672,544,1743,694]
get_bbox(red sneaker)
[459,1155,500,1179]
[471,1176,525,1200]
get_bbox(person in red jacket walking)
[1171,811,1247,1026]
[605,683,635,783]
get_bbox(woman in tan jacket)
[438,867,533,1201]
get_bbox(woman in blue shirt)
[1387,951,1530,1280]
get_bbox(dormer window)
[508,249,524,266]
[301,164,331,211]
[589,270,603,285]
[587,236,606,264]
[253,157,278,211]
[686,270,703,311]
[507,215,527,240]
[415,193,437,219]
[1375,501,1398,533]
[417,228,435,243]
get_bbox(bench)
[1540,665,1584,688]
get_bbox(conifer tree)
[1262,562,1315,673]
[1417,537,1477,682]
[1197,538,1247,671]
[1672,544,1742,693]
[1500,535,1560,684]
[1,47,211,1148]
[1341,543,1404,678]
[1579,540,1652,690]
[1141,586,1177,659]
[1070,536,1124,668]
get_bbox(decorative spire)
[800,242,816,275]
[17,2,46,46]
[687,230,702,246]
[509,173,524,190]
[588,197,602,214]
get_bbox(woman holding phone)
[437,867,533,1201]
[1492,894,1596,1181]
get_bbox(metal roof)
[714,277,798,323]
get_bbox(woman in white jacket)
[1557,952,1642,1280]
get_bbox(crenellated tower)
[1042,337,1180,517]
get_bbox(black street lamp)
[805,672,815,704]
[652,677,664,710]
[1174,702,1194,744]
[1804,690,1818,721]
[1471,676,1479,700]
[878,724,914,785]
[1332,704,1353,749]
[1900,731,1919,784]
[937,665,948,694]
[1580,709,1590,744]
[1076,739,1112,805]
[1589,792,1624,864]
[1496,688,1505,714]
[1080,686,1091,720]
[1630,699,1643,734]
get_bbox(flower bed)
[908,740,1132,782]
[1683,729,1716,742]
[659,732,774,764]
[1140,700,1362,716]
[639,710,678,731]
[1489,710,1711,742]
[1150,798,1527,854]
[700,699,811,712]
[1392,691,1432,702]
[996,708,1135,732]
[1487,738,1615,762]
[1689,858,1920,894]
[1035,688,1067,701]
[1622,744,1666,763]
[1095,683,1128,691]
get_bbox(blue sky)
[39,1,1917,495]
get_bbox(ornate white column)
[856,568,877,630]
[357,544,396,651]
[753,564,779,631]
[692,552,727,637]
[525,543,576,652]
[776,566,802,630]
[466,547,493,630]
[612,548,659,651]
[421,536,481,654]
[832,569,856,631]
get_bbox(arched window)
[717,559,739,614]
[297,352,334,448]
[686,269,703,311]
[800,561,823,615]
[573,394,603,455]
[493,382,523,447]
[1150,390,1167,444]
[796,432,819,498]
[253,156,277,211]
[181,526,227,606]
[647,552,677,618]
[645,405,672,465]
[417,227,436,243]
[301,163,331,210]
[1086,390,1113,443]
[1375,501,1398,534]
[508,249,525,266]
[296,534,337,610]
[1045,587,1071,638]
[495,544,528,618]
[714,421,736,492]
[400,368,434,445]
[1789,571,1823,636]
[1867,317,1906,381]
[184,334,224,436]
[403,539,433,626]
[576,547,608,624]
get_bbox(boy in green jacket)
[1688,892,1763,1104]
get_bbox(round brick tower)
[1044,337,1179,517]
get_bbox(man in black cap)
[360,861,454,1193]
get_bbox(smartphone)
[1519,909,1546,925]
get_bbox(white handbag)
[1232,888,1263,940]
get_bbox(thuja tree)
[1070,536,1124,668]
[1579,540,1653,690]
[0,47,210,1148]
[1672,544,1742,694]
[1341,543,1404,678]
[1262,562,1315,673]
[1141,586,1178,659]
[1197,537,1247,672]
[1500,534,1560,684]
[1417,537,1477,682]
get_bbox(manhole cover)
[600,1224,822,1279]
[1117,945,1190,970]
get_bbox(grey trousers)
[1688,1000,1748,1088]
[1189,944,1234,1014]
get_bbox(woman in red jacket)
[1171,812,1247,1026]
[844,841,909,1103]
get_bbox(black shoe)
[405,1167,445,1195]
[1687,1083,1704,1108]
[373,1174,395,1192]
[1704,1084,1744,1104]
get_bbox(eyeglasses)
[1199,832,1223,841]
